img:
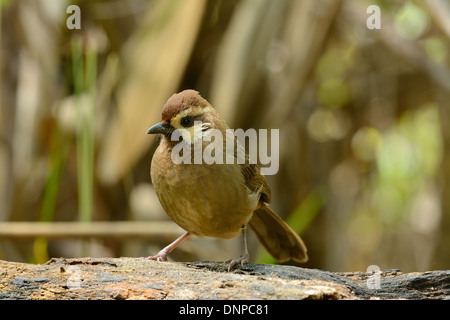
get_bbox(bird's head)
[147,90,224,144]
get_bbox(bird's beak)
[147,121,173,135]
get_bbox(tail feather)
[249,204,308,263]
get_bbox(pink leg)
[148,232,191,261]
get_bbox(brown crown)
[161,90,210,123]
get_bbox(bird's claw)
[148,252,168,262]
[225,252,250,271]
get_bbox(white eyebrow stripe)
[173,107,213,122]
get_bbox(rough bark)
[0,257,449,300]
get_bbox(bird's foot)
[148,251,168,262]
[225,252,250,271]
[147,232,191,262]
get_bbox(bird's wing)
[240,163,271,204]
[230,134,271,204]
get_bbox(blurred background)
[1,0,450,272]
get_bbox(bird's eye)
[180,116,194,127]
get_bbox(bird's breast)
[150,142,255,239]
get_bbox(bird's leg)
[226,228,250,271]
[148,232,191,261]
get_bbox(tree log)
[1,257,449,300]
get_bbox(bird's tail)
[249,204,308,263]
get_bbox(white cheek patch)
[169,107,213,145]
[200,122,212,137]
[176,121,211,144]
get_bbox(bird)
[146,89,307,270]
